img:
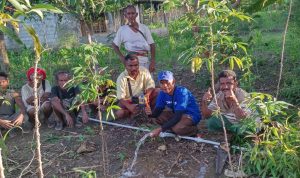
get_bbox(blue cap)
[158,71,174,82]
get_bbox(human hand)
[0,119,14,129]
[202,87,212,102]
[150,127,162,137]
[149,60,155,73]
[26,96,35,105]
[223,89,238,104]
[41,93,50,103]
[144,106,152,116]
[12,113,24,126]
[82,111,89,124]
[127,104,139,115]
[65,113,74,127]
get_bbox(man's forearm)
[112,43,124,63]
[232,102,247,119]
[161,111,184,131]
[51,97,68,115]
[15,97,26,114]
[201,101,213,119]
[80,105,87,114]
[119,99,131,110]
[150,43,156,62]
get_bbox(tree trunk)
[232,0,241,8]
[0,31,10,73]
[85,21,93,44]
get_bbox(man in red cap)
[21,67,53,127]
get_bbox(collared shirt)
[21,80,51,108]
[116,67,154,100]
[208,88,250,124]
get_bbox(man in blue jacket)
[146,71,201,137]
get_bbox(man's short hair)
[55,71,71,81]
[0,72,8,79]
[218,70,237,81]
[125,54,138,61]
[124,4,136,13]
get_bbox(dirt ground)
[4,65,254,178]
[6,119,231,178]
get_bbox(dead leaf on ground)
[77,141,96,154]
[157,145,167,151]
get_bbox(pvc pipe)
[89,118,150,132]
[88,117,220,146]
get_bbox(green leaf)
[31,4,63,14]
[23,24,42,58]
[237,42,248,54]
[28,9,44,19]
[0,24,23,44]
[24,0,31,8]
[8,0,25,11]
[229,57,234,70]
[0,0,7,12]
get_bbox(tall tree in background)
[50,0,134,44]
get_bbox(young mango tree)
[64,43,117,177]
[164,0,252,173]
[241,93,300,177]
[1,1,62,177]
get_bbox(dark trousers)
[156,111,198,136]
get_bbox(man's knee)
[172,123,189,134]
[42,102,52,110]
[172,124,197,136]
[27,108,35,116]
[115,109,130,119]
[156,111,173,125]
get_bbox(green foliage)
[50,0,105,21]
[84,126,95,135]
[118,152,126,162]
[77,134,86,142]
[45,133,61,143]
[65,43,118,122]
[166,0,254,89]
[244,0,286,13]
[241,93,300,177]
[73,168,96,178]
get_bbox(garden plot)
[6,118,231,178]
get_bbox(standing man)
[116,54,157,119]
[21,67,52,127]
[147,71,201,137]
[112,5,156,72]
[51,71,89,130]
[201,70,250,133]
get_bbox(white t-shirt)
[21,80,51,108]
[113,24,154,52]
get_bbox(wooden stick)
[0,149,5,178]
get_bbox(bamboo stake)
[209,25,235,176]
[0,149,5,178]
[276,0,293,98]
[33,63,44,178]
